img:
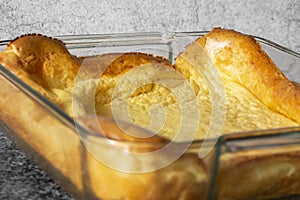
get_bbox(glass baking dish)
[0,31,300,200]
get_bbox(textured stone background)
[0,0,299,52]
[0,0,299,199]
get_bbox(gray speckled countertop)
[0,122,72,200]
[0,0,299,199]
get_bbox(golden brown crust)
[199,28,300,200]
[75,52,174,121]
[0,35,205,200]
[9,33,66,46]
[0,34,82,114]
[78,52,172,80]
[197,27,300,124]
[173,28,300,200]
[174,29,298,137]
[5,34,80,89]
[0,74,207,200]
[1,30,300,200]
[0,35,172,117]
[1,34,171,87]
[0,48,58,101]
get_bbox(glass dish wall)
[0,31,299,200]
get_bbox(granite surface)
[0,0,299,199]
[0,0,300,53]
[0,122,72,200]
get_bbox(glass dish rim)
[0,31,300,149]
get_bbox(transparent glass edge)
[221,127,300,153]
[0,64,76,131]
[0,31,299,149]
[207,137,223,200]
